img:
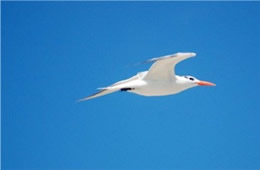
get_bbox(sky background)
[2,2,260,169]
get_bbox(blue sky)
[2,2,260,169]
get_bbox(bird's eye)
[189,77,194,81]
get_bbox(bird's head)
[181,75,216,88]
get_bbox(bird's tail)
[77,88,119,102]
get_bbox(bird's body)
[122,74,189,96]
[79,52,215,101]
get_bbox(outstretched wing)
[77,88,118,102]
[78,73,145,101]
[143,52,196,81]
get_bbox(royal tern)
[79,52,215,101]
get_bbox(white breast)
[130,80,185,96]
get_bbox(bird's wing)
[78,74,144,101]
[143,52,196,81]
[77,88,119,102]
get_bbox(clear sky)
[2,2,260,169]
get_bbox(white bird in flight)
[79,52,215,101]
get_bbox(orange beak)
[197,81,216,86]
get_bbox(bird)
[79,52,215,101]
